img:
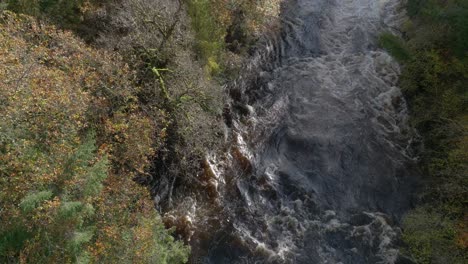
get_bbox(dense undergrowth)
[380,0,467,263]
[0,0,280,263]
[0,11,189,263]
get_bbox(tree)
[0,11,189,263]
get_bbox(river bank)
[380,1,468,263]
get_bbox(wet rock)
[324,210,337,221]
[163,213,195,242]
[350,212,375,226]
[231,146,252,172]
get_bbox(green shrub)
[19,191,53,213]
[0,227,31,257]
[379,32,411,62]
[402,208,466,264]
[7,0,85,27]
[186,0,225,70]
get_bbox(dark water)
[188,0,419,263]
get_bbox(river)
[190,0,419,263]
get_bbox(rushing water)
[187,0,419,263]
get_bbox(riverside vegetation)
[2,0,465,263]
[0,0,279,263]
[380,0,467,263]
[0,8,190,264]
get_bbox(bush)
[7,0,85,27]
[379,33,411,62]
[186,0,225,71]
[186,0,281,74]
[402,208,466,264]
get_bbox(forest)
[0,0,466,263]
[380,0,467,263]
[0,0,277,263]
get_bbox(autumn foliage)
[0,11,189,263]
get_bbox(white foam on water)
[188,1,417,263]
